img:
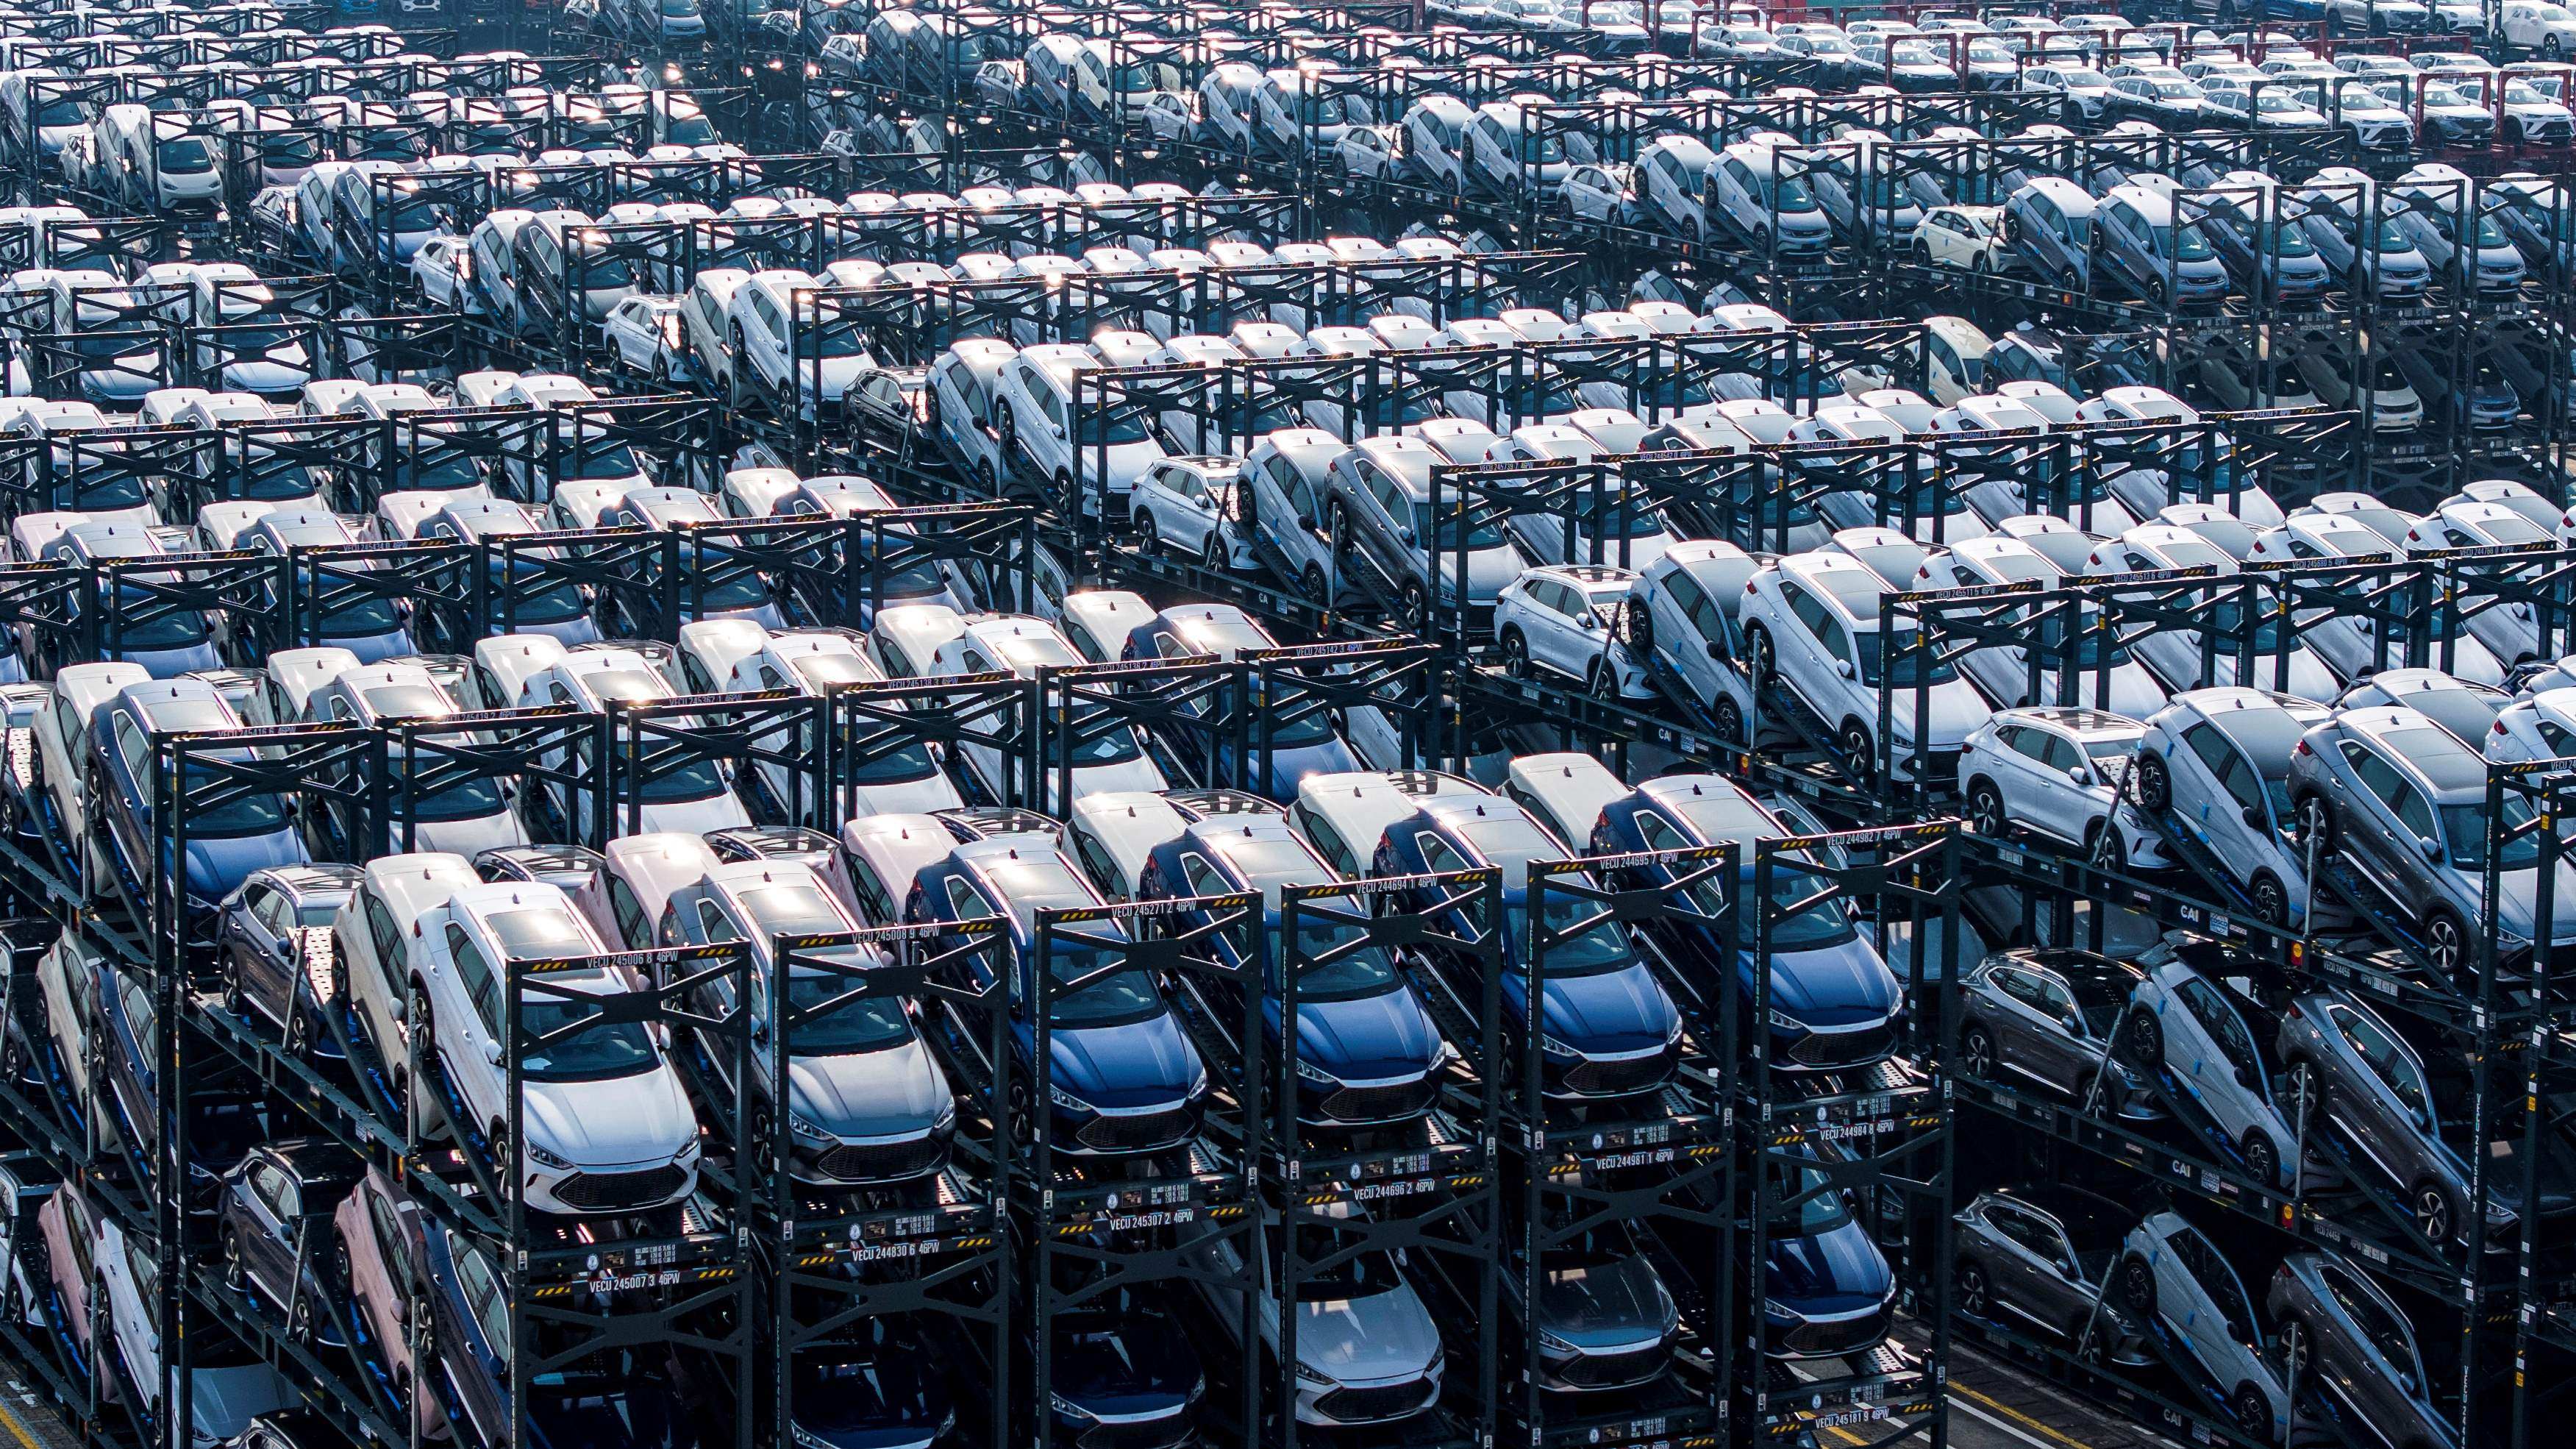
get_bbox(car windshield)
[390,750,507,822]
[1772,175,1819,213]
[1771,1163,1853,1231]
[1277,905,1404,999]
[638,754,735,805]
[157,138,211,171]
[1413,496,1511,551]
[2475,213,2511,248]
[732,886,915,1052]
[1510,888,1638,978]
[175,757,290,836]
[487,912,661,1080]
[674,544,774,611]
[1855,628,1962,687]
[394,448,484,493]
[560,438,641,480]
[2154,221,2216,260]
[2444,793,2541,870]
[664,113,718,145]
[108,582,212,649]
[1757,853,1858,950]
[488,556,590,625]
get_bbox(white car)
[1914,204,2013,271]
[2488,685,2576,762]
[1958,706,2170,869]
[1561,162,1634,222]
[1493,563,1655,699]
[2502,0,2576,53]
[2116,1211,2289,1444]
[411,235,470,309]
[1129,455,1254,569]
[1740,549,1989,785]
[415,880,703,1216]
[603,294,684,377]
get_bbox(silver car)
[1957,948,2158,1119]
[2133,688,2336,928]
[2117,1210,2288,1443]
[2266,1251,2458,1449]
[1181,1204,1444,1427]
[2121,948,2337,1193]
[1953,1185,2154,1367]
[2286,702,2576,977]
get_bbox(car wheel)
[1972,252,1991,274]
[1753,225,1771,253]
[2550,32,2566,56]
[2411,1180,2458,1244]
[1965,779,2008,837]
[2295,793,2336,853]
[2240,1131,2280,1189]
[1960,1022,1997,1080]
[1402,582,1429,630]
[2133,752,2171,813]
[1715,697,1747,747]
[1500,628,1532,677]
[1302,564,1330,606]
[2069,1314,2109,1367]
[2117,1255,2155,1315]
[1839,721,1877,788]
[1200,532,1227,570]
[997,408,1018,464]
[1588,658,1619,699]
[2230,1386,2272,1442]
[2425,908,2468,980]
[974,458,997,496]
[1747,624,1775,689]
[1956,1261,1991,1317]
[2249,873,2289,928]
[2119,1007,2162,1070]
[2283,1058,2322,1129]
[1914,241,1933,266]
[1133,510,1160,552]
[1618,599,1652,655]
[2085,819,2123,870]
[2280,1317,2312,1377]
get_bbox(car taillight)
[2495,719,2510,734]
[2294,738,2311,755]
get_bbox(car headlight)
[1294,1361,1333,1385]
[1048,1395,1095,1422]
[1664,1014,1685,1044]
[1294,1057,1341,1085]
[1188,1061,1210,1098]
[787,1111,834,1143]
[1046,1083,1090,1111]
[1539,1033,1579,1058]
[1767,1009,1802,1032]
[933,1094,957,1130]
[526,1140,574,1170]
[2486,1197,2517,1225]
[1535,1328,1575,1353]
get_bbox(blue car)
[907,838,1209,1156]
[1138,815,1449,1128]
[44,522,225,678]
[1370,797,1683,1100]
[88,679,309,920]
[1120,605,1362,800]
[1590,775,1903,1072]
[1758,1149,1896,1358]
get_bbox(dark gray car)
[1957,949,2160,1120]
[2277,988,2575,1246]
[1954,1185,2155,1368]
[2286,703,2576,978]
[2266,1250,2458,1449]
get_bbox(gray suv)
[2266,1251,2458,1449]
[1954,1185,2155,1369]
[2286,702,2576,979]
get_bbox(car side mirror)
[481,1039,502,1066]
[1398,525,1416,547]
[2241,804,2265,829]
[1578,613,1600,630]
[1705,639,1727,661]
[2419,836,2442,862]
[1835,658,1855,679]
[2067,765,2090,785]
[2062,1013,2084,1036]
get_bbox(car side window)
[113,716,152,800]
[446,924,503,1036]
[1635,811,1685,854]
[2038,733,2083,773]
[1296,807,1355,877]
[1415,832,1471,875]
[2327,1003,2428,1118]
[944,876,996,922]
[843,856,897,922]
[243,883,289,936]
[364,894,406,975]
[367,1191,414,1285]
[1177,851,1227,900]
[695,897,742,943]
[2176,977,2259,1078]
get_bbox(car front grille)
[1315,1379,1439,1423]
[1562,1049,1674,1097]
[1555,1344,1667,1389]
[1076,1106,1196,1153]
[1788,1024,1896,1069]
[2532,121,2572,143]
[1077,1415,1194,1449]
[814,1136,946,1183]
[1320,1076,1440,1124]
[552,1164,688,1212]
[1778,1307,1891,1356]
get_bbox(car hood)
[1291,1284,1444,1379]
[1291,984,1443,1081]
[1046,1009,1201,1109]
[1439,544,1523,605]
[185,1364,295,1443]
[1764,1217,1893,1307]
[1761,935,1903,1023]
[1524,961,1679,1055]
[1886,678,1991,747]
[1532,1253,1676,1349]
[849,772,966,816]
[2491,861,2576,945]
[786,1039,950,1139]
[390,811,522,858]
[181,830,310,905]
[1052,1320,1202,1411]
[521,1064,698,1166]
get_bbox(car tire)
[2550,33,2566,56]
[2249,872,2289,928]
[1200,532,1227,570]
[1914,241,1933,266]
[2133,752,2171,813]
[2117,1254,2155,1315]
[2069,1314,2109,1367]
[1302,564,1330,606]
[1965,779,2008,837]
[2085,819,2123,870]
[1500,628,1531,677]
[2295,793,2336,853]
[1402,582,1429,630]
[1618,599,1652,655]
[1134,510,1160,552]
[1839,720,1877,788]
[1715,697,1747,747]
[2240,1131,2280,1189]
[2230,1386,2272,1442]
[2423,908,2469,980]
[2119,1006,2161,1070]
[2413,1180,2458,1244]
[2280,1316,2312,1376]
[1956,1260,1991,1317]
[1588,658,1619,699]
[1960,1022,1997,1080]
[1747,624,1775,690]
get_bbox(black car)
[218,1140,364,1346]
[1953,1183,2155,1368]
[218,864,364,1062]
